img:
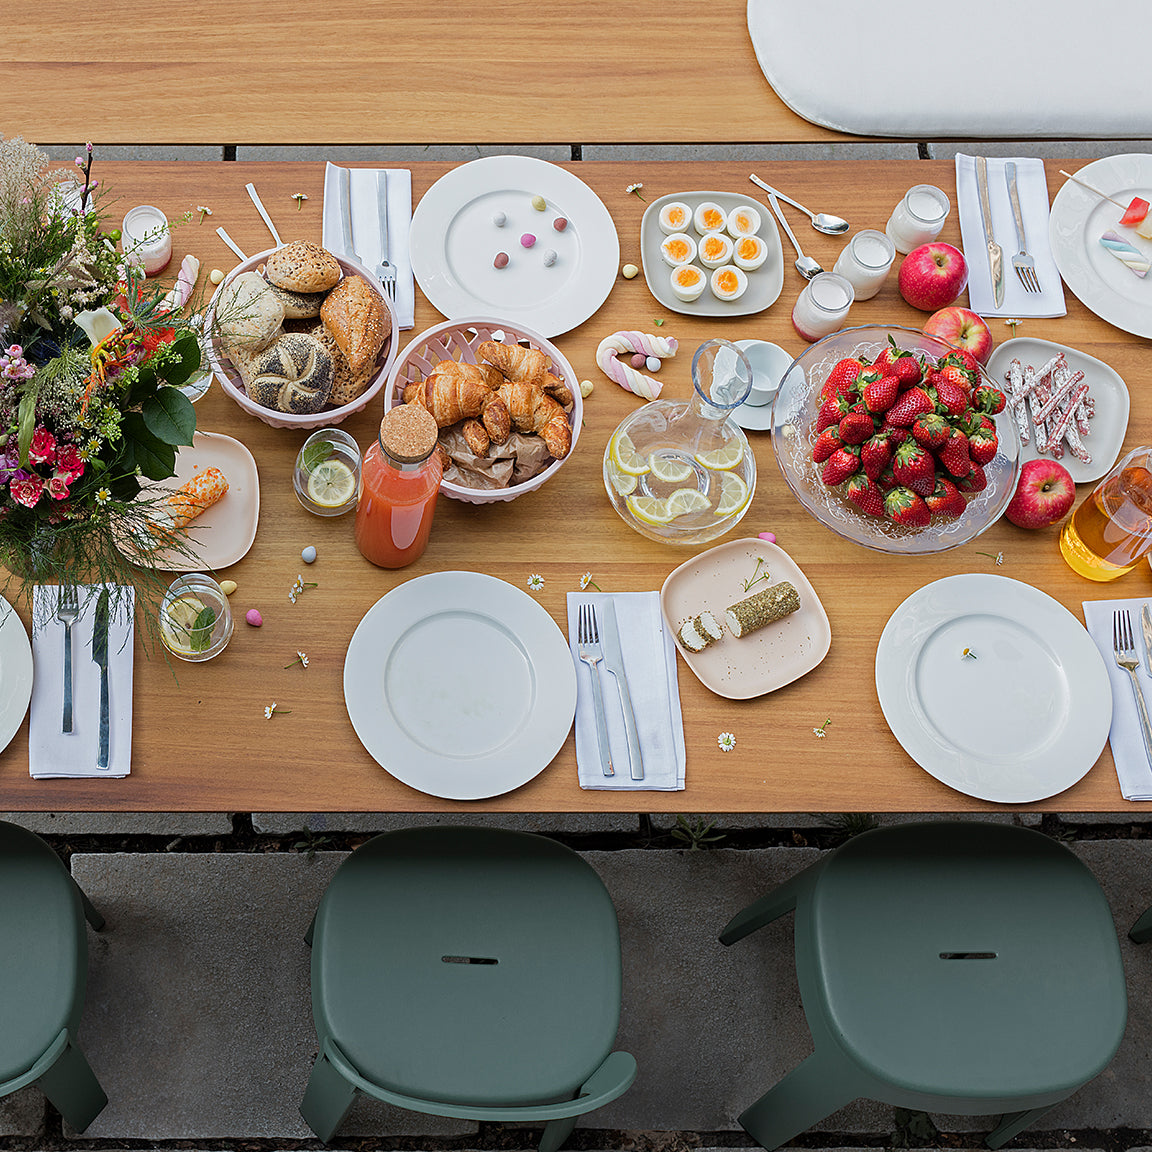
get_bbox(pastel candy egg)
[301,545,317,564]
[209,268,225,285]
[646,356,661,372]
[553,217,569,232]
[630,353,647,369]
[531,195,547,211]
[520,233,536,248]
[543,249,558,267]
[621,263,639,279]
[493,211,507,227]
[219,579,238,596]
[493,252,509,269]
[246,608,263,627]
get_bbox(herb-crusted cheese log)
[725,581,800,638]
[678,610,724,652]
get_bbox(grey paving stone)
[1059,812,1152,825]
[584,143,921,161]
[647,812,1032,832]
[235,145,570,162]
[36,144,224,161]
[0,1088,43,1136]
[928,140,1152,160]
[68,852,474,1140]
[252,812,638,835]
[1,812,233,836]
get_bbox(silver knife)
[597,600,644,781]
[975,155,1004,308]
[1141,603,1152,674]
[376,170,389,266]
[338,168,357,261]
[92,588,110,771]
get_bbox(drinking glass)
[885,184,950,253]
[294,428,362,516]
[159,573,234,661]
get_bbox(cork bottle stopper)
[380,404,438,464]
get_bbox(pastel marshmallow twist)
[1100,230,1150,278]
[596,330,679,399]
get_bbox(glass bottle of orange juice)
[355,405,442,568]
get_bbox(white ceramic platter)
[344,571,577,800]
[640,191,784,318]
[0,597,33,756]
[660,537,831,700]
[1050,154,1152,339]
[410,156,619,338]
[875,574,1112,804]
[985,337,1129,484]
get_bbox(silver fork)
[576,604,614,777]
[1005,161,1041,293]
[375,170,397,303]
[1114,609,1152,766]
[57,585,80,733]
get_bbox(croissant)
[432,359,502,390]
[540,371,574,407]
[496,380,571,460]
[461,418,490,456]
[403,374,511,444]
[478,341,548,387]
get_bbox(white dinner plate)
[1050,155,1152,338]
[410,156,619,338]
[985,337,1129,484]
[344,571,577,800]
[876,574,1112,804]
[640,191,784,318]
[0,597,33,756]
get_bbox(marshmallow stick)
[1034,368,1086,425]
[596,330,678,399]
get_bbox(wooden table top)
[3,0,852,146]
[0,158,1146,814]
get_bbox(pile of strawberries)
[811,338,1007,527]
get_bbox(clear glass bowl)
[770,324,1021,555]
[159,573,234,662]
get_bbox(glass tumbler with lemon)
[603,339,756,545]
[293,428,362,516]
[159,573,234,661]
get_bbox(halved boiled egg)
[733,234,767,271]
[693,202,727,235]
[669,264,706,302]
[726,204,761,238]
[658,201,692,235]
[660,232,697,267]
[697,232,734,269]
[710,265,748,302]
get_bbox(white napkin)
[321,162,414,330]
[566,592,685,791]
[28,585,134,779]
[955,154,1066,319]
[1083,598,1152,800]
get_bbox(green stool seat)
[301,826,636,1147]
[720,822,1127,1150]
[0,820,107,1132]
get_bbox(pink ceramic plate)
[660,537,831,700]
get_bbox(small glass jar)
[833,229,896,300]
[159,573,234,662]
[885,184,950,253]
[121,204,173,275]
[294,428,362,516]
[791,273,855,343]
[355,405,442,568]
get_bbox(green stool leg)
[986,1104,1058,1149]
[539,1115,578,1152]
[1129,906,1152,943]
[719,867,815,945]
[304,913,316,948]
[76,884,104,932]
[34,1038,107,1133]
[738,1052,860,1152]
[300,1048,359,1143]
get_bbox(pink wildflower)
[28,427,57,466]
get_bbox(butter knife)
[1141,604,1152,676]
[975,155,1004,308]
[597,600,644,782]
[92,588,110,771]
[338,168,358,262]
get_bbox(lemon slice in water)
[713,471,751,517]
[626,494,674,525]
[307,459,357,508]
[610,432,651,477]
[648,453,694,484]
[667,488,711,517]
[161,594,207,656]
[694,442,745,471]
[607,460,639,496]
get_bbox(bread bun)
[241,333,334,414]
[320,274,389,377]
[216,271,284,355]
[265,241,342,293]
[312,324,376,407]
[265,281,325,319]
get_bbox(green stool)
[719,822,1126,1150]
[300,826,636,1148]
[0,819,107,1132]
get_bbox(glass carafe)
[603,339,756,545]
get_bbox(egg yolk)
[664,238,691,261]
[701,237,727,260]
[665,206,687,229]
[737,238,761,260]
[732,211,755,233]
[674,266,703,286]
[715,269,740,295]
[700,208,725,231]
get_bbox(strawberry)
[845,473,885,517]
[883,425,911,447]
[924,476,967,518]
[955,408,983,436]
[891,356,924,388]
[883,485,931,527]
[815,392,854,433]
[862,374,900,414]
[939,348,979,375]
[938,428,972,477]
[821,357,866,401]
[910,412,950,450]
[933,379,969,418]
[812,426,844,463]
[861,431,892,480]
[885,386,934,427]
[935,363,976,392]
[972,384,1007,415]
[892,439,936,497]
[956,462,988,494]
[875,464,899,492]
[968,426,998,465]
[871,340,903,373]
[837,410,876,445]
[821,446,860,486]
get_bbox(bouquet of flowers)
[0,136,202,599]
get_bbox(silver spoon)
[749,174,850,235]
[765,190,823,280]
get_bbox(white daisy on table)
[527,574,545,591]
[718,732,737,752]
[95,487,111,506]
[285,651,309,669]
[265,702,291,719]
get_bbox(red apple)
[922,306,994,364]
[897,243,969,311]
[1004,458,1076,529]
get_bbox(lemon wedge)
[626,494,674,525]
[648,453,694,484]
[610,431,651,477]
[694,442,745,471]
[307,459,357,508]
[714,471,751,517]
[607,460,639,497]
[667,488,712,517]
[161,594,208,656]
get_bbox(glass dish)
[159,573,234,662]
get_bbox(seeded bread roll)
[320,273,389,377]
[265,281,325,319]
[311,323,377,407]
[216,271,285,355]
[264,241,342,294]
[240,333,334,414]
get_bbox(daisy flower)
[626,183,646,201]
[95,487,111,506]
[197,206,213,223]
[265,702,291,719]
[292,193,309,209]
[527,573,545,591]
[579,572,601,591]
[813,718,831,738]
[285,651,309,669]
[717,732,737,752]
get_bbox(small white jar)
[885,184,950,254]
[791,272,854,342]
[833,229,896,300]
[121,205,173,276]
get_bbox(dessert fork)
[577,604,614,777]
[1114,609,1152,766]
[1005,162,1041,293]
[57,585,79,733]
[375,170,397,302]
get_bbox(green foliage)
[670,814,726,851]
[890,1107,939,1147]
[819,813,880,845]
[299,438,334,474]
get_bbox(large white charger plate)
[344,571,577,800]
[1050,155,1152,338]
[0,597,33,755]
[876,574,1112,804]
[985,337,1129,484]
[410,156,619,339]
[640,191,784,318]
